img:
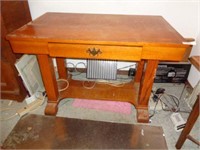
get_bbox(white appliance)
[170,113,186,132]
[15,54,44,96]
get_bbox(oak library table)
[7,13,191,123]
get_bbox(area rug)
[72,99,132,114]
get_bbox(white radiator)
[15,55,44,96]
[86,59,117,80]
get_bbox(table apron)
[142,46,186,61]
[9,40,186,62]
[49,43,142,61]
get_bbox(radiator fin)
[87,59,117,80]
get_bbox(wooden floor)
[2,114,168,149]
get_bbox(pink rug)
[72,99,132,114]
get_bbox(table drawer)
[49,43,142,61]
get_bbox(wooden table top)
[7,12,186,46]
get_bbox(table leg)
[37,55,59,115]
[134,60,145,83]
[137,60,159,123]
[56,58,68,79]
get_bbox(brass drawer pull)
[87,48,102,56]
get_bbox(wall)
[28,0,200,87]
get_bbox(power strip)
[17,99,44,117]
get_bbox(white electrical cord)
[82,80,96,89]
[0,108,18,121]
[57,79,69,92]
[96,79,131,87]
[0,92,47,121]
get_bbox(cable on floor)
[150,88,191,119]
[0,108,18,121]
[149,92,162,119]
[0,92,47,121]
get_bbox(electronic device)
[154,62,191,83]
[170,113,186,132]
[87,59,117,80]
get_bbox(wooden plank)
[59,79,139,106]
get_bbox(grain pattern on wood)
[10,41,48,54]
[136,106,149,123]
[37,55,59,103]
[1,0,31,101]
[49,44,142,61]
[2,114,168,149]
[138,60,159,106]
[6,13,191,122]
[56,58,68,79]
[7,13,187,47]
[134,60,145,83]
[59,79,139,106]
[45,102,58,115]
[142,47,186,61]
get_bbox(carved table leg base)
[45,102,58,115]
[137,107,149,123]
